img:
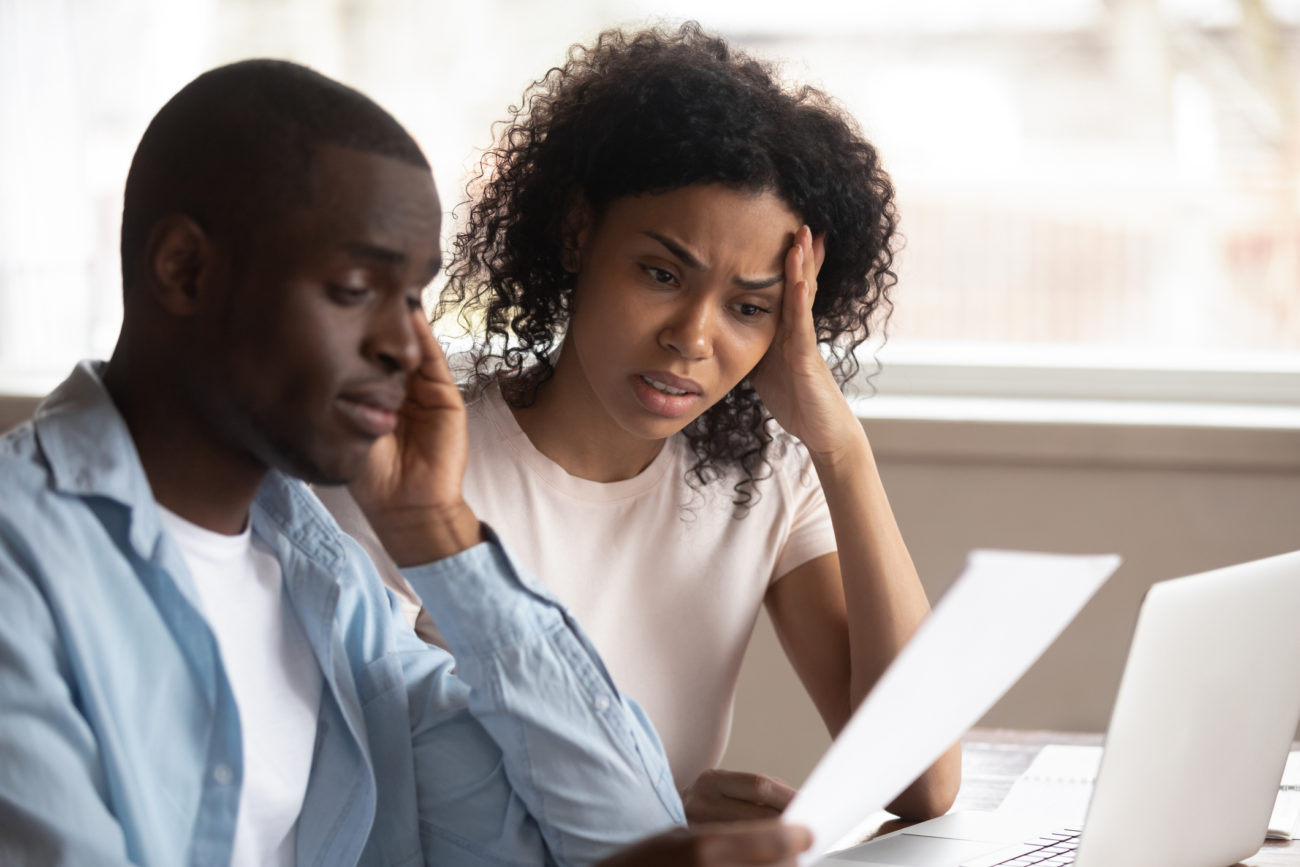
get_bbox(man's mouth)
[336,387,404,438]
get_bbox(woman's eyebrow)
[734,274,783,291]
[643,231,782,290]
[643,232,706,270]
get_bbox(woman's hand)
[596,820,810,867]
[349,310,481,565]
[681,769,797,823]
[749,227,863,465]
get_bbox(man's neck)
[103,357,266,536]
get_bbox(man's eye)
[328,284,371,305]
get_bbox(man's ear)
[142,215,216,316]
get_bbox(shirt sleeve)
[313,483,447,646]
[772,445,839,582]
[0,532,135,867]
[400,527,685,865]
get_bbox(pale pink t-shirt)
[320,384,836,786]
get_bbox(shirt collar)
[33,359,354,578]
[33,360,165,559]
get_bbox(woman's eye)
[640,265,678,286]
[734,302,771,318]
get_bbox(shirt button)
[213,764,234,785]
[593,696,610,711]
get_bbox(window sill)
[6,390,1299,472]
[853,396,1300,471]
[0,394,42,434]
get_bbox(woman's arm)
[762,460,961,819]
[750,227,960,820]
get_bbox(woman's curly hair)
[439,21,898,513]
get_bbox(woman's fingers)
[811,230,826,277]
[683,769,797,823]
[707,770,797,810]
[780,227,820,356]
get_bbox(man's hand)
[350,311,481,565]
[597,821,811,867]
[682,769,797,823]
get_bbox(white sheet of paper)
[785,549,1121,865]
[1268,752,1300,840]
[999,745,1300,841]
[997,744,1102,824]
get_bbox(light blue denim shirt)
[0,362,684,867]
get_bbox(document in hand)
[784,549,1121,866]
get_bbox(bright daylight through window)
[2,0,1297,417]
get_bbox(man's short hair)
[120,59,429,295]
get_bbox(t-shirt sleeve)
[771,445,838,582]
[312,484,447,647]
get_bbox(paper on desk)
[997,744,1102,825]
[999,745,1300,841]
[1268,751,1300,841]
[785,549,1120,866]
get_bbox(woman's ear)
[142,214,216,316]
[560,194,593,274]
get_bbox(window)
[3,0,1297,419]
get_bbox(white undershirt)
[158,505,322,867]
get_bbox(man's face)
[193,144,442,485]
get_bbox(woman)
[322,22,960,823]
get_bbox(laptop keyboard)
[959,828,1082,867]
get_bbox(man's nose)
[366,295,422,374]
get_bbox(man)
[0,60,809,865]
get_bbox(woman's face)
[560,183,801,442]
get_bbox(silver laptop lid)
[1077,549,1300,867]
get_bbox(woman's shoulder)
[460,377,511,434]
[755,435,822,517]
[669,431,821,523]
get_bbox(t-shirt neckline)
[478,383,679,502]
[157,502,252,561]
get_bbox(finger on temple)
[409,310,452,382]
[811,231,827,273]
[782,251,807,322]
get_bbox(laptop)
[822,548,1300,867]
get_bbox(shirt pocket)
[356,653,422,866]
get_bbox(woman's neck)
[507,354,665,483]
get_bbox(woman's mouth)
[640,375,691,396]
[631,373,702,418]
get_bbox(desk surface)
[852,728,1299,866]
